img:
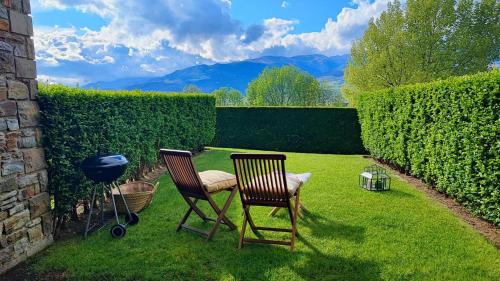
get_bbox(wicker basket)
[112,181,159,213]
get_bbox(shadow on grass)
[273,210,366,243]
[295,241,382,281]
[302,212,366,243]
[221,237,382,281]
[381,188,415,199]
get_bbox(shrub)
[39,85,216,218]
[358,70,500,226]
[214,107,365,154]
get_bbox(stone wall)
[0,0,52,274]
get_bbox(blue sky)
[32,0,390,85]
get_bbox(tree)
[183,84,202,93]
[318,79,348,107]
[212,87,245,106]
[246,66,322,106]
[343,0,500,106]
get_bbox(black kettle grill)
[82,154,139,238]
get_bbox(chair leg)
[290,190,300,251]
[181,196,210,221]
[207,189,237,230]
[269,207,280,217]
[207,188,238,241]
[271,200,306,218]
[177,199,197,231]
[244,207,263,238]
[299,202,310,213]
[291,198,303,219]
[239,208,248,249]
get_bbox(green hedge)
[214,107,365,154]
[39,85,215,217]
[358,71,500,226]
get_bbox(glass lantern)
[359,164,390,191]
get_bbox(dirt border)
[366,157,500,248]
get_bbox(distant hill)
[85,54,349,93]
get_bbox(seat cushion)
[248,172,303,197]
[198,170,237,193]
[284,174,302,196]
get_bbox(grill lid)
[82,154,128,183]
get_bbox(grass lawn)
[30,148,499,280]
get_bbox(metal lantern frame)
[359,164,391,191]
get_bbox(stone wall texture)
[0,0,52,274]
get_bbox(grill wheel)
[125,212,140,225]
[110,224,126,238]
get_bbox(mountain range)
[84,54,349,93]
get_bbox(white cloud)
[221,0,231,7]
[140,63,166,73]
[36,0,66,9]
[38,74,86,85]
[34,26,117,66]
[278,0,390,55]
[36,0,117,17]
[281,1,289,8]
[89,55,115,64]
[34,26,85,65]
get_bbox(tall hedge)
[214,107,365,154]
[358,71,500,226]
[39,85,216,217]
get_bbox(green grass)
[32,148,499,280]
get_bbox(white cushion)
[249,172,305,197]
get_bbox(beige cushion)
[198,170,237,193]
[248,172,303,197]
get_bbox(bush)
[39,85,216,218]
[358,70,500,226]
[214,107,365,154]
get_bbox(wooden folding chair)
[160,149,238,241]
[231,153,301,251]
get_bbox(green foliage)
[212,87,245,106]
[358,70,500,226]
[344,0,500,106]
[214,107,365,154]
[38,84,216,217]
[318,79,348,107]
[246,66,322,106]
[182,84,202,93]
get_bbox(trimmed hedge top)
[214,107,365,154]
[39,85,215,216]
[358,70,500,226]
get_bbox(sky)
[31,0,391,85]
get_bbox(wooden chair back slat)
[160,149,206,198]
[231,153,288,204]
[259,159,268,201]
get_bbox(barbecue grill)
[82,154,139,238]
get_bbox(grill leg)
[108,183,121,225]
[112,182,132,217]
[99,185,105,227]
[84,186,98,238]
